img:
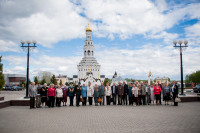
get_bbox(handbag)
[98,98,102,103]
[80,98,85,102]
[175,97,181,103]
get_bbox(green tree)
[65,82,69,86]
[59,79,62,86]
[34,76,39,84]
[51,74,57,85]
[103,78,111,86]
[185,70,200,83]
[40,78,46,85]
[0,56,5,91]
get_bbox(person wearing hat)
[74,82,82,107]
[68,82,74,106]
[81,82,87,106]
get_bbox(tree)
[0,56,5,91]
[103,78,111,86]
[37,71,52,84]
[51,74,57,85]
[40,78,46,85]
[65,82,69,86]
[59,79,62,86]
[185,70,200,83]
[34,76,39,84]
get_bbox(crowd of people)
[28,81,179,109]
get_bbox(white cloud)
[185,22,200,46]
[0,40,21,52]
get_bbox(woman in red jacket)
[47,84,56,108]
[154,83,161,105]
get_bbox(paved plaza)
[0,101,200,133]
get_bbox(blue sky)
[0,0,200,81]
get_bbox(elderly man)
[99,82,105,106]
[118,82,124,105]
[123,81,128,105]
[141,81,146,105]
[111,82,118,105]
[29,82,37,109]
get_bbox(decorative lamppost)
[21,40,37,98]
[173,40,188,95]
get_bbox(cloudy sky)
[0,0,200,80]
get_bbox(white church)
[72,23,105,86]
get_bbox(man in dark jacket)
[111,82,118,105]
[118,82,124,105]
[74,82,82,107]
[123,81,128,105]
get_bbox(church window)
[88,50,90,55]
[88,42,89,45]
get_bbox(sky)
[0,0,200,81]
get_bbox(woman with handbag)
[93,83,100,106]
[105,82,111,105]
[173,84,179,106]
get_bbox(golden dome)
[86,23,92,32]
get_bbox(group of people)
[28,80,179,109]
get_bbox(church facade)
[76,24,105,86]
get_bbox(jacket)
[132,87,138,97]
[111,85,118,95]
[81,86,87,97]
[75,86,81,96]
[99,85,105,96]
[141,85,146,95]
[154,86,161,95]
[29,85,37,97]
[118,85,124,96]
[123,84,129,94]
[68,86,74,97]
[47,87,56,97]
[93,87,100,97]
[128,87,132,97]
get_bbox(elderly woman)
[128,83,133,105]
[163,83,170,105]
[154,83,162,105]
[56,85,63,107]
[47,84,56,108]
[93,83,100,106]
[87,82,94,106]
[105,82,111,105]
[137,85,142,105]
[149,83,155,104]
[132,83,138,106]
[40,83,48,107]
[81,82,87,106]
[62,85,68,106]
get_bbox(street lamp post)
[173,40,188,95]
[21,41,37,98]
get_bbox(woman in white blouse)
[87,82,94,106]
[132,83,138,106]
[105,82,111,105]
[56,85,63,107]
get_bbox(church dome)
[86,23,92,32]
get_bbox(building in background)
[76,23,105,86]
[155,77,169,85]
[56,74,68,85]
[111,71,125,85]
[4,74,26,85]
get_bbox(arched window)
[88,42,89,45]
[92,51,93,55]
[88,50,90,55]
